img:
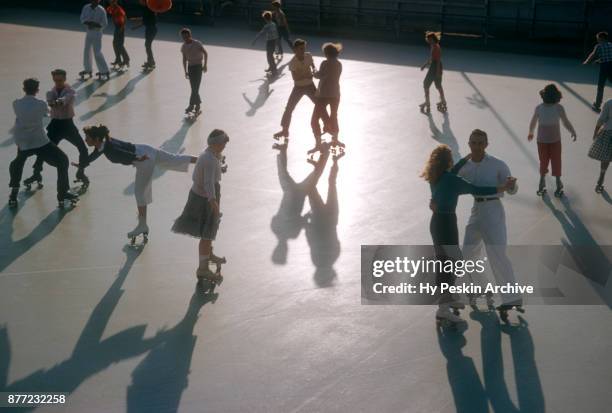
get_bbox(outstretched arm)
[559,105,577,140]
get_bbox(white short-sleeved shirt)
[456,154,513,200]
[13,96,49,151]
[289,53,314,87]
[181,39,206,66]
[191,148,221,200]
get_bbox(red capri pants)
[537,141,562,176]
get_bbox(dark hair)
[539,83,562,104]
[51,69,67,78]
[322,42,342,58]
[293,38,306,48]
[596,31,608,41]
[23,78,39,95]
[470,129,488,143]
[272,1,281,7]
[180,27,191,36]
[425,31,441,43]
[262,10,272,20]
[83,124,110,141]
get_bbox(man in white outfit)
[80,0,109,79]
[451,129,520,305]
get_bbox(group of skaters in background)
[6,0,612,304]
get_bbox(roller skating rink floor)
[0,9,611,413]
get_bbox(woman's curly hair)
[421,144,453,184]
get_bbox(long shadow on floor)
[270,145,327,265]
[0,246,161,409]
[427,112,461,162]
[126,285,218,413]
[461,72,539,171]
[74,77,112,107]
[79,72,149,122]
[542,195,612,307]
[0,192,69,273]
[304,152,341,287]
[437,311,545,413]
[242,63,288,116]
[123,122,195,196]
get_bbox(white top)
[80,4,108,30]
[47,86,76,119]
[255,22,279,42]
[598,99,612,131]
[191,148,222,200]
[12,95,50,151]
[289,53,314,87]
[528,103,575,143]
[456,154,517,200]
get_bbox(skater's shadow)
[600,189,612,205]
[79,73,149,122]
[0,194,69,273]
[74,79,108,107]
[470,311,546,413]
[461,72,539,171]
[0,246,166,403]
[123,122,195,196]
[542,195,612,306]
[436,325,488,413]
[428,112,461,162]
[126,286,218,413]
[304,153,342,287]
[557,81,594,111]
[270,146,326,265]
[242,79,274,117]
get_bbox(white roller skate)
[127,216,149,246]
[196,264,223,285]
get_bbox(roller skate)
[8,188,18,209]
[330,138,346,159]
[437,101,448,113]
[419,102,430,114]
[127,216,149,246]
[554,180,564,198]
[595,176,604,194]
[74,169,90,193]
[96,72,110,81]
[468,292,495,311]
[23,173,43,191]
[141,62,156,72]
[306,140,323,157]
[78,70,92,80]
[58,191,79,209]
[273,130,289,148]
[591,103,601,114]
[110,61,121,70]
[536,177,546,196]
[209,249,227,274]
[496,301,525,324]
[196,264,223,285]
[436,305,467,329]
[184,104,202,121]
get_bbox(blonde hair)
[322,42,343,58]
[425,31,441,43]
[421,144,453,184]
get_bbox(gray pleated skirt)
[172,185,221,240]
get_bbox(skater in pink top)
[528,84,576,197]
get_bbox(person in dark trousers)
[107,0,130,69]
[132,0,157,69]
[421,144,512,323]
[25,69,91,189]
[583,31,612,113]
[180,28,208,115]
[252,11,279,77]
[8,78,79,208]
[271,1,292,58]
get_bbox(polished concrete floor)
[0,9,611,413]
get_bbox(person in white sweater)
[528,83,576,197]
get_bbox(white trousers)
[83,30,109,73]
[462,200,520,304]
[133,145,192,206]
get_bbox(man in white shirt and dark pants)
[80,0,109,79]
[451,129,521,310]
[8,78,78,208]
